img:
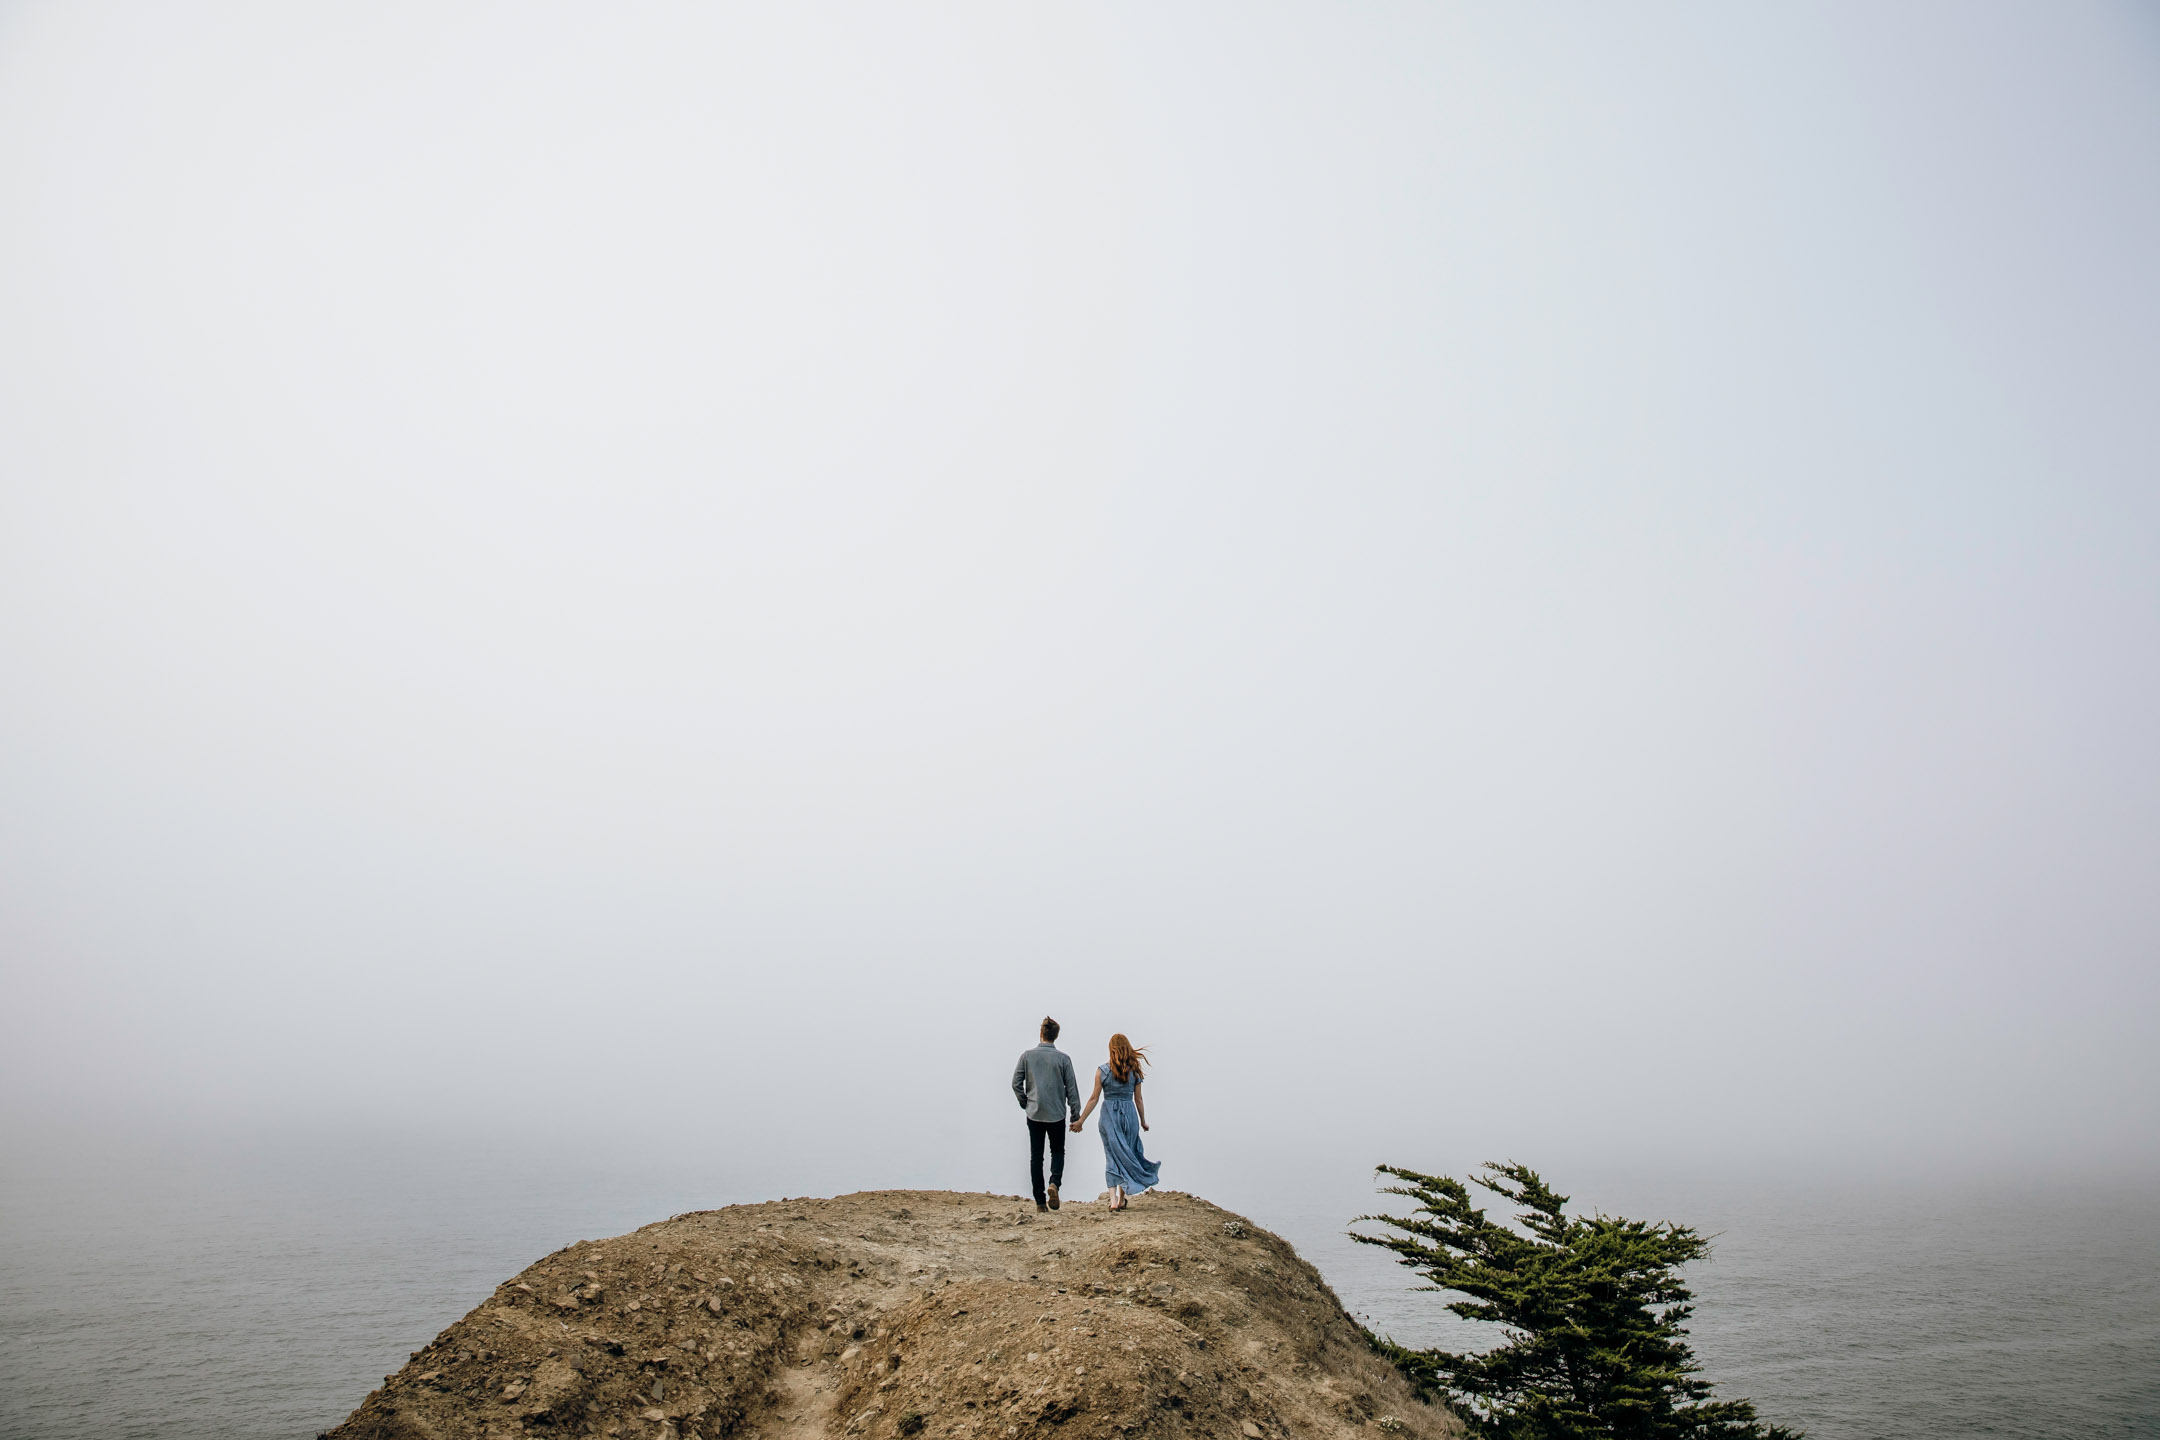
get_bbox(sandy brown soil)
[324,1189,1460,1440]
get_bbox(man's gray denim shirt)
[1012,1042,1082,1123]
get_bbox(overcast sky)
[3,2,2156,1189]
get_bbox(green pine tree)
[1352,1162,1802,1440]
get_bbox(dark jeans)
[1027,1119,1067,1206]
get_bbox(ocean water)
[2,1137,2155,1440]
[1269,1182,2160,1440]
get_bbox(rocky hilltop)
[327,1189,1459,1440]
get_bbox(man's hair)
[1040,1016,1060,1042]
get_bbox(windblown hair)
[1040,1016,1060,1042]
[1108,1033,1148,1083]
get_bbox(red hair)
[1108,1033,1148,1083]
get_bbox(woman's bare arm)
[1135,1080,1148,1131]
[1073,1072,1103,1132]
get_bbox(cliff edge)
[326,1188,1459,1440]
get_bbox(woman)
[1072,1033,1160,1210]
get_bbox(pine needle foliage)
[1353,1163,1802,1440]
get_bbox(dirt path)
[762,1357,842,1440]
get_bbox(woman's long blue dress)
[1098,1064,1161,1194]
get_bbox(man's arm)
[1060,1055,1082,1121]
[1013,1054,1030,1109]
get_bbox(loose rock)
[319,1190,1460,1440]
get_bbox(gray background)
[4,1,2158,1195]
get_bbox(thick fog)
[3,3,2156,1194]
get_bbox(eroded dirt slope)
[327,1189,1458,1440]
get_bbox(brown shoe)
[1047,1184,1060,1210]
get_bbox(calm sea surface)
[3,1137,2155,1439]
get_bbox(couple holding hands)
[1011,1016,1160,1212]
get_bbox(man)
[1011,1016,1082,1211]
